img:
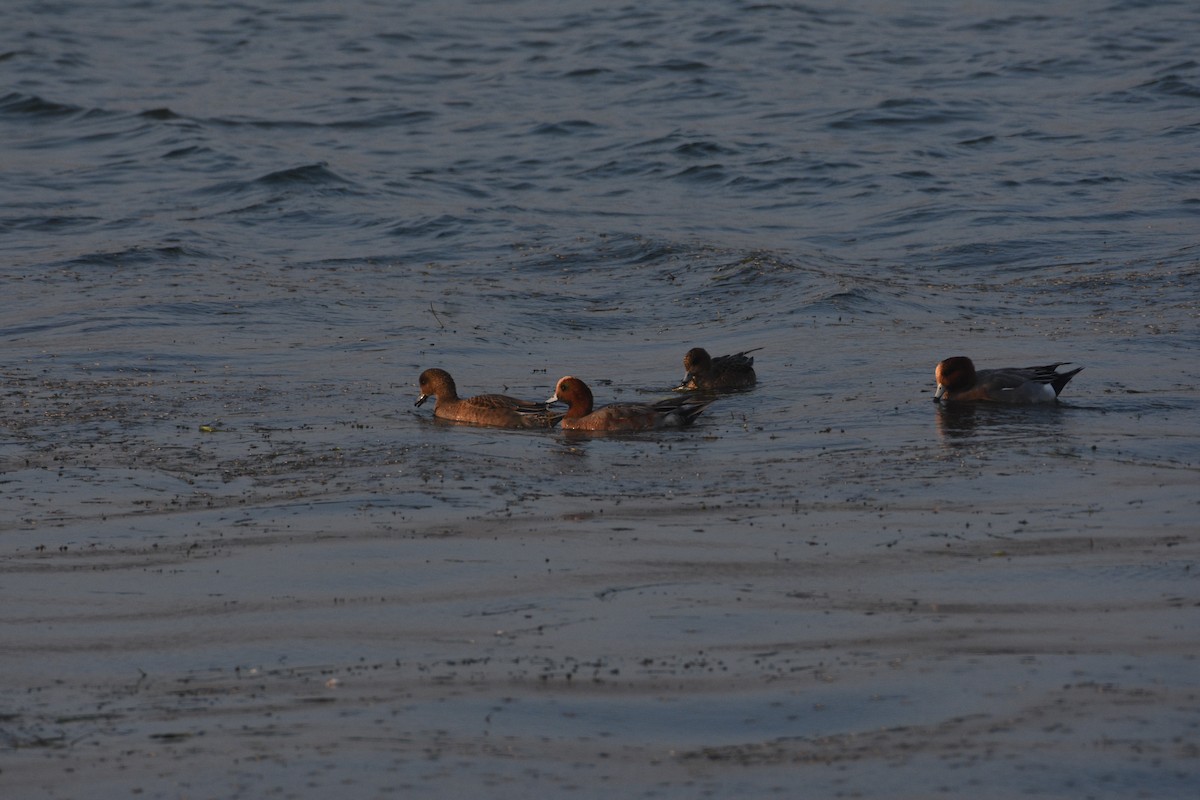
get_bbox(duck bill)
[933,385,946,401]
[415,393,429,407]
[545,392,562,406]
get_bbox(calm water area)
[2,1,1198,797]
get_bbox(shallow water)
[3,0,1199,797]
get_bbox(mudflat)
[2,354,1196,798]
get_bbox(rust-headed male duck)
[415,368,561,428]
[676,347,760,391]
[548,376,714,432]
[933,357,1083,403]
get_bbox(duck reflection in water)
[935,401,1071,443]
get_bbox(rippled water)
[2,1,1198,797]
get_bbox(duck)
[415,368,561,428]
[933,356,1083,403]
[547,375,714,431]
[676,347,759,391]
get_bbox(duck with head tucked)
[415,368,562,428]
[933,357,1083,403]
[548,375,714,432]
[676,346,760,391]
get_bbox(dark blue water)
[5,0,1199,268]
[2,2,1198,798]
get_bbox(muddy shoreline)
[4,406,1197,797]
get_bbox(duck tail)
[1051,366,1084,396]
[678,398,716,426]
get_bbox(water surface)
[2,1,1198,797]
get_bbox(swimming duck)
[415,368,561,427]
[548,375,714,431]
[933,357,1083,403]
[676,346,760,391]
